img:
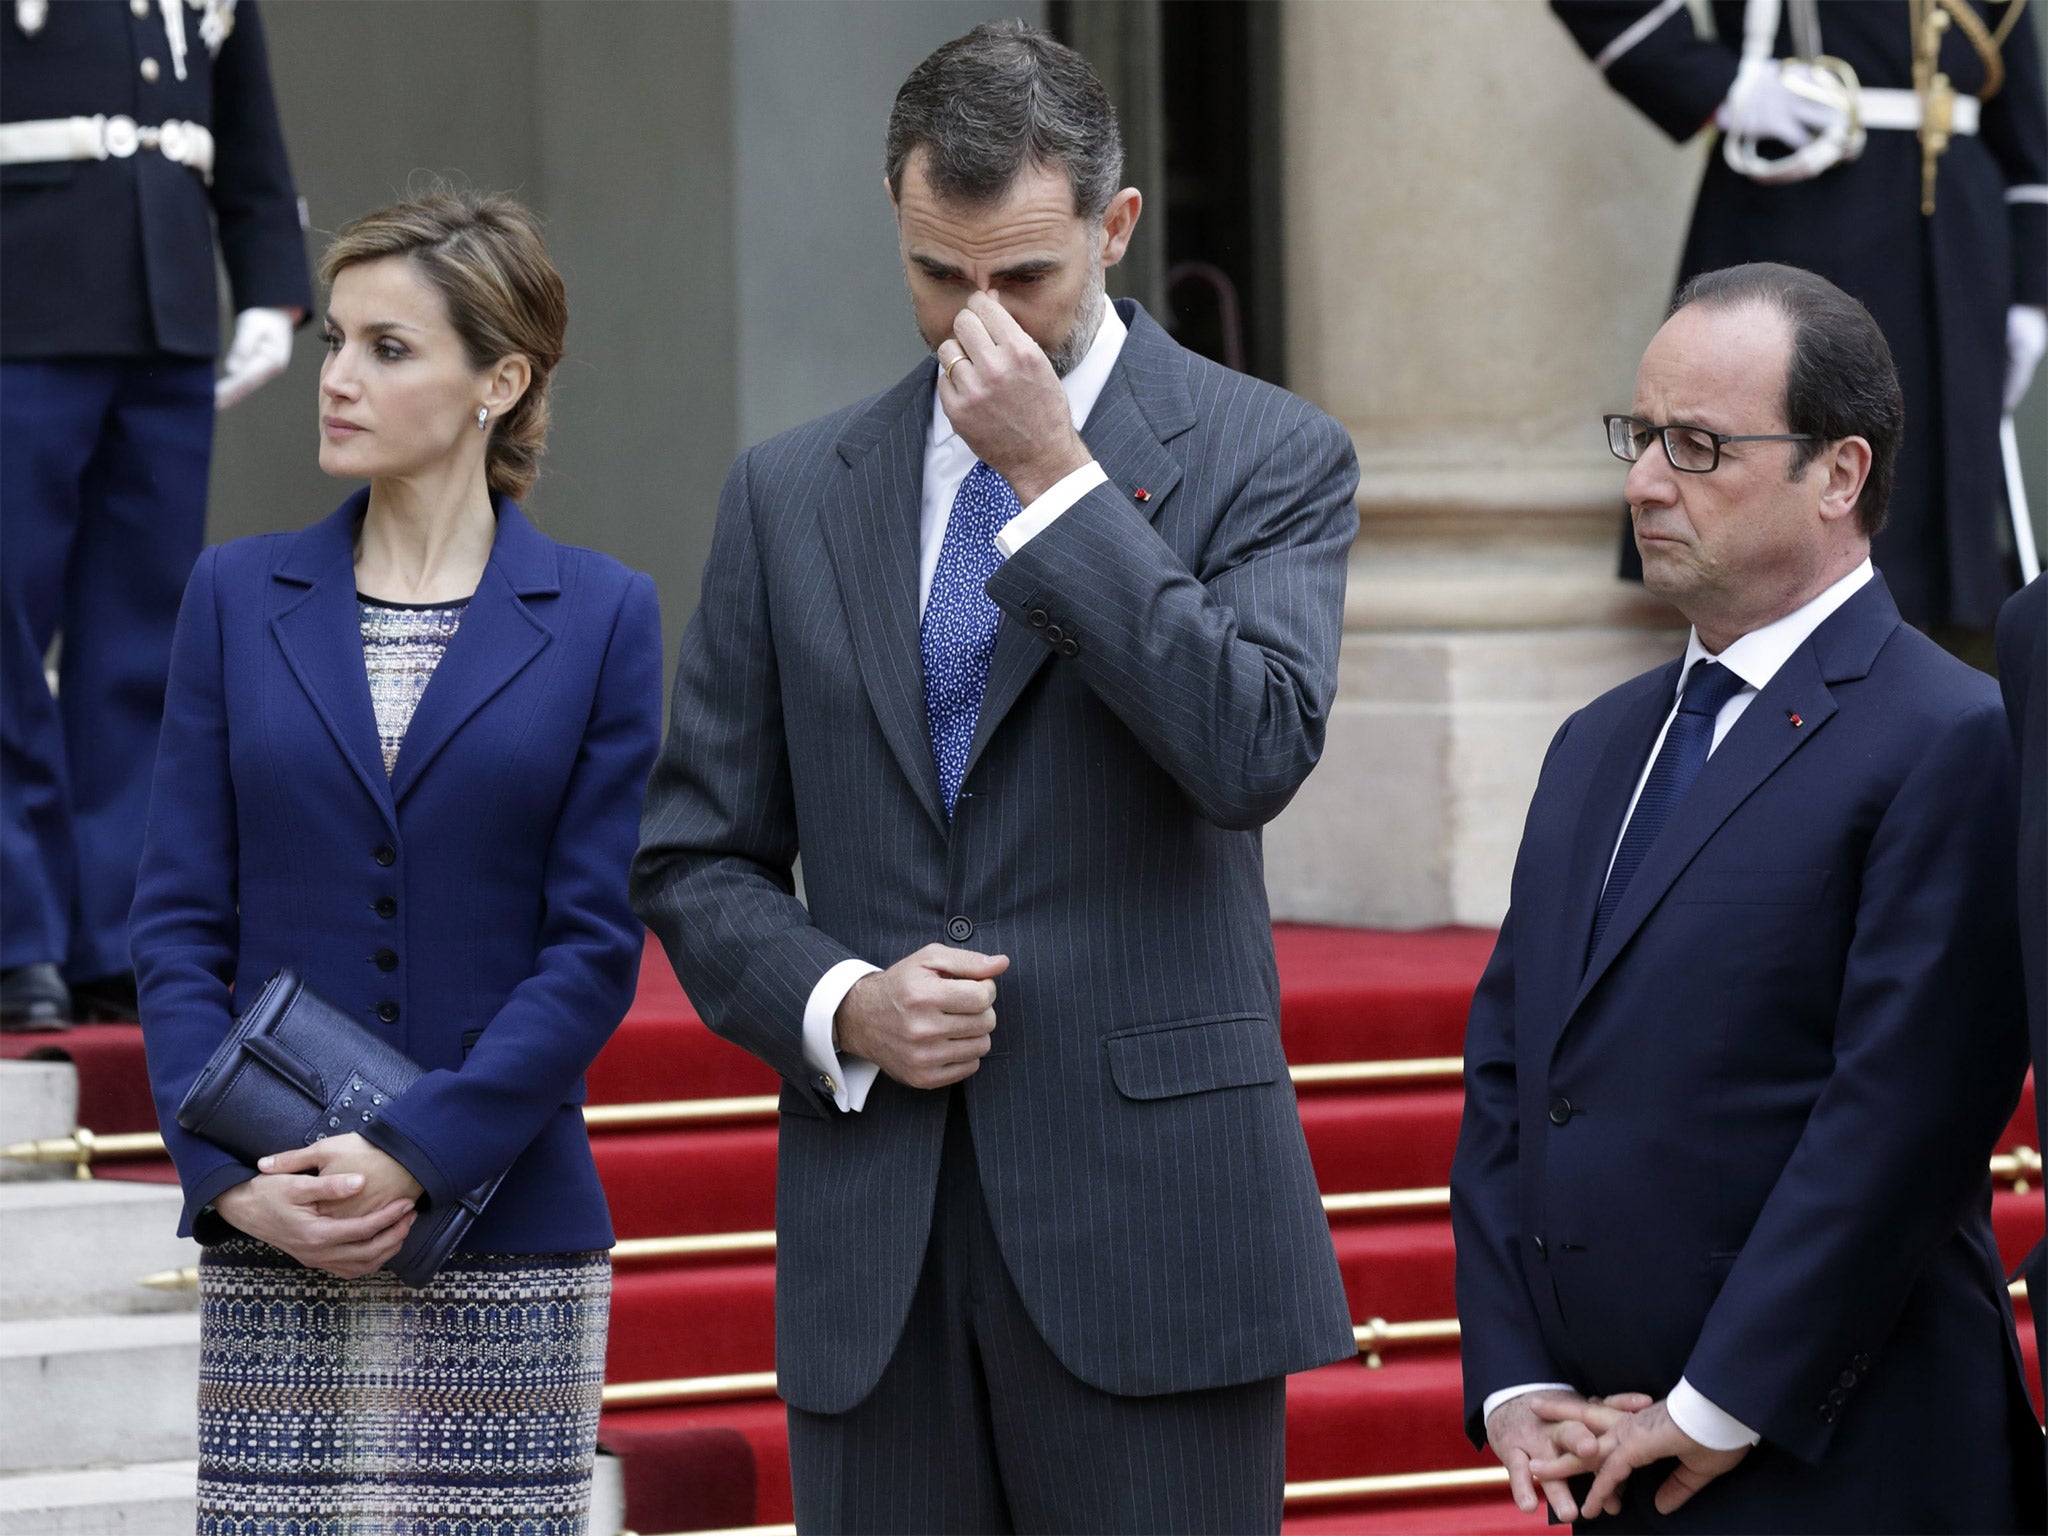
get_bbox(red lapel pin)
[1787,711,1803,728]
[1133,487,1151,503]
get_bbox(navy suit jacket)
[132,491,663,1254]
[1450,577,2042,1530]
[635,301,1358,1414]
[1,0,310,358]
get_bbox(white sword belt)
[1855,87,1980,135]
[0,115,216,180]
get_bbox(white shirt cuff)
[1482,1382,1576,1426]
[801,958,883,1112]
[1668,1377,1761,1450]
[994,460,1108,557]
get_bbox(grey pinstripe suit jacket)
[633,301,1359,1415]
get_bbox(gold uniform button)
[139,57,160,82]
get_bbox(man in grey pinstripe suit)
[633,21,1358,1532]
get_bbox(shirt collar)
[1680,557,1875,696]
[931,299,1128,449]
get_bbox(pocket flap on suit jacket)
[1105,1015,1287,1101]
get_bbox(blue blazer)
[1450,577,2042,1530]
[132,490,663,1254]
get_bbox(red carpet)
[9,926,2040,1534]
[0,1023,161,1134]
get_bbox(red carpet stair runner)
[7,926,2041,1536]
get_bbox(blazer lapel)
[1569,642,1841,1020]
[963,301,1194,781]
[270,494,398,836]
[387,498,557,807]
[817,369,950,836]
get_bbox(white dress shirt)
[1484,557,1875,1453]
[798,303,1129,1113]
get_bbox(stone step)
[0,1454,626,1534]
[0,1182,197,1321]
[0,1061,78,1180]
[0,1315,197,1474]
[0,1460,194,1536]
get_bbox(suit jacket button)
[373,844,396,867]
[1853,1354,1871,1373]
[1027,608,1050,629]
[1818,1403,1837,1423]
[376,1000,400,1024]
[375,948,399,973]
[375,897,397,919]
[1045,624,1065,643]
[1839,1369,1857,1389]
[1548,1097,1573,1126]
[947,916,974,943]
[1059,638,1080,658]
[1827,1386,1846,1406]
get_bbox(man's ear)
[884,172,898,214]
[1098,187,1143,267]
[1817,435,1872,526]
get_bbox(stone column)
[1266,0,1700,928]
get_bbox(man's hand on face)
[834,944,1009,1091]
[1529,1395,1750,1520]
[1485,1390,1651,1523]
[934,292,1094,505]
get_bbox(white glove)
[1716,60,1848,148]
[2005,305,2048,414]
[215,306,296,410]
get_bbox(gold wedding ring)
[941,353,968,381]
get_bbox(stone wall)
[1266,0,1702,927]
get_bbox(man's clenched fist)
[836,944,1009,1090]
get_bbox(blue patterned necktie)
[922,460,1021,817]
[1588,659,1748,958]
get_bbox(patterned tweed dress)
[194,595,612,1535]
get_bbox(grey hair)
[885,19,1124,221]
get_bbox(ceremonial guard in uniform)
[1554,0,2047,635]
[0,0,310,1027]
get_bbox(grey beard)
[1046,274,1107,379]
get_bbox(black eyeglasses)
[1604,414,1816,474]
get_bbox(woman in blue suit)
[130,190,663,1530]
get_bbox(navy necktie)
[922,461,1020,817]
[1588,659,1748,957]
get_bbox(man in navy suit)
[1450,262,2041,1531]
[0,0,309,1027]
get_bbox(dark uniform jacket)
[1,0,309,359]
[1555,1,2048,630]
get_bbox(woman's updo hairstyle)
[320,188,567,501]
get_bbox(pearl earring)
[476,406,489,431]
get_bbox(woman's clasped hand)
[210,1132,425,1279]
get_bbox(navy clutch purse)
[175,968,503,1288]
